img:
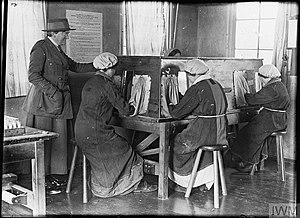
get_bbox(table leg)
[158,123,170,200]
[31,140,46,216]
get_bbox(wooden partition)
[113,56,263,118]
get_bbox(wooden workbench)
[2,127,59,216]
[110,106,259,200]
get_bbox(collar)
[264,78,281,87]
[48,36,60,48]
[192,74,212,85]
[95,71,112,80]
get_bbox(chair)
[66,139,88,203]
[250,131,286,181]
[185,144,228,209]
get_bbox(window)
[235,2,278,64]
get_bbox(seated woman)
[168,59,228,192]
[230,64,290,173]
[74,52,157,198]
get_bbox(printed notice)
[66,10,102,62]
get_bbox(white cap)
[93,52,118,70]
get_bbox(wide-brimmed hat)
[42,18,76,32]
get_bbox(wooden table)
[110,106,259,200]
[2,127,59,216]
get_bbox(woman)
[22,18,98,193]
[230,64,290,172]
[74,52,157,197]
[168,59,228,192]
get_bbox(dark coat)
[169,78,228,176]
[22,37,97,119]
[231,79,290,164]
[74,73,143,197]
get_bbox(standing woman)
[230,64,290,172]
[75,52,157,198]
[168,59,228,192]
[22,19,97,193]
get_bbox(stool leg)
[259,159,265,171]
[217,151,227,196]
[277,135,286,182]
[276,136,281,173]
[66,146,78,193]
[83,154,88,203]
[213,151,219,208]
[185,149,203,198]
[250,163,257,176]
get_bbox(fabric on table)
[129,75,151,116]
[255,71,266,92]
[161,74,179,118]
[233,70,250,107]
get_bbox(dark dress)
[74,72,143,198]
[22,37,97,175]
[169,77,228,176]
[231,79,290,164]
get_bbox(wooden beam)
[135,134,159,152]
[139,148,159,156]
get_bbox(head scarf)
[93,52,118,70]
[258,64,281,78]
[185,59,209,75]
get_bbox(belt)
[197,113,226,118]
[258,107,286,113]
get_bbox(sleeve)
[245,85,276,106]
[102,80,134,116]
[27,44,59,98]
[169,85,199,119]
[67,56,98,73]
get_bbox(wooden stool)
[251,131,286,181]
[185,144,228,209]
[66,141,88,203]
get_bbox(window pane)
[235,49,258,58]
[259,20,276,49]
[235,20,259,49]
[236,2,259,19]
[259,50,273,64]
[260,2,278,18]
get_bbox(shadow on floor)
[2,157,296,217]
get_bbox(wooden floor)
[1,157,296,217]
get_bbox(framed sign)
[66,10,103,62]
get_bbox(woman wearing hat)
[22,18,98,193]
[74,52,157,198]
[230,64,290,173]
[168,59,228,192]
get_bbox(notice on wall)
[66,10,102,62]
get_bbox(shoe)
[199,184,208,192]
[46,175,68,187]
[235,161,254,173]
[134,180,158,193]
[46,187,63,195]
[173,184,186,193]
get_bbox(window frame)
[234,2,278,63]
